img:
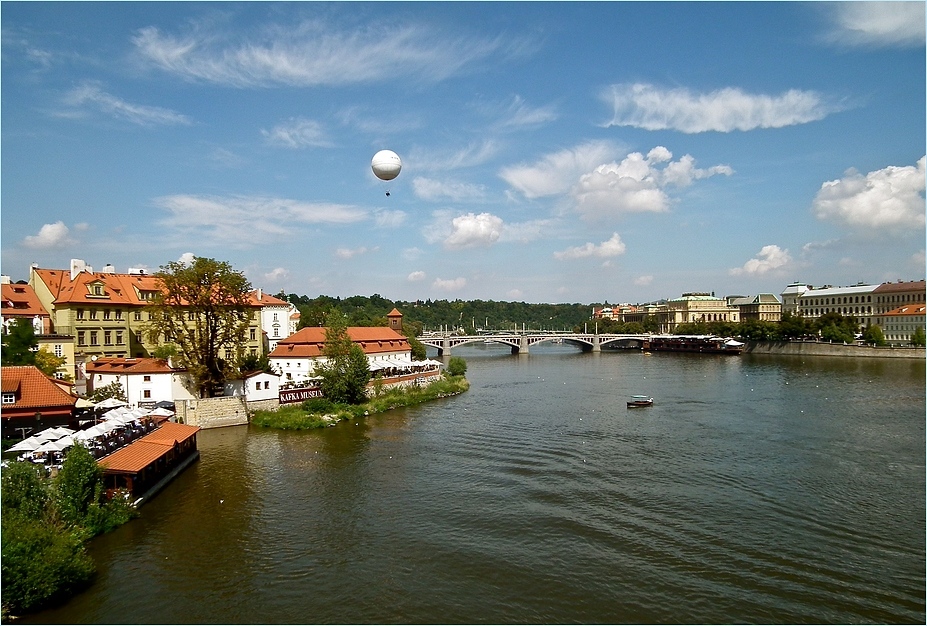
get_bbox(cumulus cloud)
[573,147,732,220]
[62,81,192,126]
[261,117,332,148]
[602,83,838,133]
[433,277,467,291]
[133,21,521,87]
[500,140,617,199]
[822,2,925,47]
[407,271,426,282]
[443,212,504,249]
[729,245,792,275]
[554,233,627,260]
[155,194,367,246]
[811,157,926,231]
[178,252,196,264]
[412,177,486,202]
[23,221,75,249]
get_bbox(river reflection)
[24,347,926,624]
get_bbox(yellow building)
[658,293,740,333]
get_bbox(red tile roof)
[98,422,200,474]
[873,280,926,294]
[1,283,50,318]
[884,305,926,317]
[86,357,177,375]
[270,326,410,358]
[0,366,77,410]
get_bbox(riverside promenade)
[744,340,925,359]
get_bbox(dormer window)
[2,392,15,404]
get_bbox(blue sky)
[2,2,924,304]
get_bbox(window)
[264,381,270,390]
[78,331,85,346]
[255,382,261,391]
[143,375,151,382]
[273,313,279,322]
[93,284,104,296]
[76,309,85,320]
[134,311,142,321]
[104,310,111,320]
[54,344,63,358]
[2,392,15,404]
[104,330,112,345]
[250,328,256,341]
[116,331,124,345]
[90,310,98,320]
[135,331,143,344]
[143,390,151,399]
[115,310,123,320]
[90,331,98,346]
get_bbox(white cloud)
[133,22,519,87]
[811,157,926,231]
[729,245,792,276]
[23,221,75,249]
[412,177,486,202]
[410,140,500,173]
[155,194,367,246]
[264,267,289,282]
[633,275,653,286]
[572,147,732,220]
[63,81,192,126]
[178,252,196,264]
[554,233,626,260]
[602,83,837,133]
[335,246,376,260]
[507,288,524,300]
[443,212,504,249]
[407,271,426,282]
[402,247,424,261]
[500,140,616,199]
[433,277,467,291]
[823,2,925,48]
[261,117,332,148]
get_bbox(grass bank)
[251,375,469,430]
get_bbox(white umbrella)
[56,435,76,450]
[95,397,128,409]
[7,438,44,452]
[33,427,63,442]
[75,397,96,409]
[104,407,130,419]
[34,439,68,453]
[148,407,174,417]
[75,424,107,440]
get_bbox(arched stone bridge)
[419,333,650,356]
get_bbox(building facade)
[657,293,740,333]
[873,305,926,344]
[85,357,197,407]
[28,260,266,389]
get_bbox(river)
[24,346,925,623]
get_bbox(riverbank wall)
[744,340,925,359]
[176,396,250,428]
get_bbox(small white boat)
[627,395,653,408]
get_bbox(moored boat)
[644,335,744,355]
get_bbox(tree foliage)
[145,257,253,397]
[313,311,371,405]
[911,326,926,347]
[1,318,38,365]
[87,381,127,404]
[862,324,886,346]
[447,356,467,377]
[34,348,67,378]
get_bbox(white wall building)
[85,357,196,407]
[251,289,300,352]
[223,370,280,401]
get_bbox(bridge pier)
[440,337,450,356]
[519,335,530,354]
[592,335,601,353]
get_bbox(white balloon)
[371,150,402,181]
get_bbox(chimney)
[257,288,262,301]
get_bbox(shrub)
[447,356,467,377]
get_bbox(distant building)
[729,294,782,322]
[872,280,926,315]
[657,293,740,333]
[85,357,197,407]
[269,325,412,387]
[873,305,926,344]
[1,365,77,439]
[1,278,76,381]
[253,289,300,352]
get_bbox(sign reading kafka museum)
[279,387,324,404]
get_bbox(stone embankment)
[744,340,924,359]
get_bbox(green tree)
[87,381,127,404]
[1,461,50,522]
[1,318,38,365]
[145,257,253,397]
[54,444,104,529]
[911,326,926,347]
[313,312,371,405]
[862,324,887,346]
[778,311,812,339]
[34,348,67,378]
[447,356,467,377]
[237,352,276,375]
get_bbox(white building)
[223,370,280,402]
[85,357,196,407]
[269,326,414,387]
[251,289,300,352]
